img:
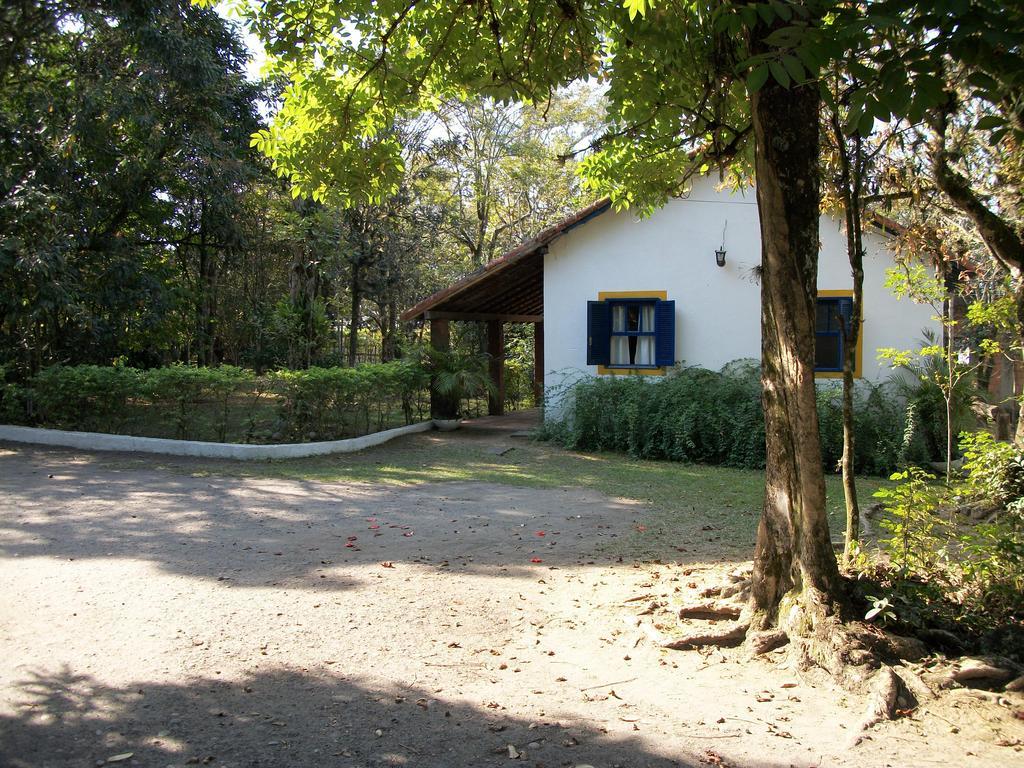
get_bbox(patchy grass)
[132,424,886,562]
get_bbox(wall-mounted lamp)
[715,221,728,267]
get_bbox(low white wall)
[0,420,435,460]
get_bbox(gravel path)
[1,444,1018,768]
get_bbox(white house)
[403,177,939,416]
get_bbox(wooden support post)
[487,319,505,416]
[533,321,544,406]
[430,318,456,419]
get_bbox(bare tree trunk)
[381,300,399,361]
[829,105,865,564]
[197,198,218,367]
[946,308,955,482]
[1016,283,1024,446]
[348,262,361,367]
[748,50,844,647]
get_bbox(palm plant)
[420,347,497,420]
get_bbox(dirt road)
[0,443,1018,768]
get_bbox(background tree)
[423,89,601,267]
[866,0,1024,444]
[0,0,262,371]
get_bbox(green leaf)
[856,108,874,137]
[746,64,770,93]
[763,26,804,48]
[623,0,649,20]
[975,115,1005,131]
[772,1,792,22]
[769,60,790,88]
[781,55,804,84]
[967,71,999,92]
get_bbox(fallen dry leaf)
[106,755,134,764]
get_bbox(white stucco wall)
[542,176,938,402]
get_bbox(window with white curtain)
[610,301,656,367]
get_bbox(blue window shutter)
[654,300,675,367]
[587,301,611,366]
[837,297,854,334]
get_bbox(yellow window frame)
[596,290,669,376]
[816,289,863,379]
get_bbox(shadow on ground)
[1,665,803,768]
[0,444,749,592]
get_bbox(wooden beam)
[425,311,543,323]
[487,320,505,417]
[533,321,544,406]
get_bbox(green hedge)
[541,361,924,475]
[6,362,430,444]
[274,362,429,441]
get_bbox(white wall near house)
[542,176,938,402]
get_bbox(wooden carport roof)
[401,197,612,323]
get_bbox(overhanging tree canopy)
[218,0,1013,673]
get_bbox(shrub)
[0,365,27,424]
[544,361,913,474]
[873,467,948,577]
[816,380,928,475]
[888,350,981,462]
[865,433,1024,649]
[954,430,1024,517]
[22,361,430,443]
[273,360,429,441]
[141,365,254,440]
[29,365,142,432]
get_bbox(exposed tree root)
[678,602,743,620]
[861,665,904,730]
[747,628,789,655]
[719,581,750,600]
[944,657,1021,689]
[662,621,750,650]
[651,565,1024,736]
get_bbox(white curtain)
[611,305,629,365]
[610,304,655,366]
[635,304,655,365]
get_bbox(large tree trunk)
[748,58,845,654]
